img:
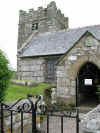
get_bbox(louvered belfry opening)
[77,62,100,105]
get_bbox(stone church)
[17,1,100,104]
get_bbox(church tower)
[17,1,69,49]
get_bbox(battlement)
[17,1,69,49]
[19,1,68,25]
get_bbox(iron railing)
[0,96,80,133]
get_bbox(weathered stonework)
[17,57,45,82]
[56,33,100,104]
[17,55,60,84]
[3,112,33,133]
[17,1,68,49]
[17,1,68,84]
[17,1,100,105]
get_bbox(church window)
[32,23,38,30]
[45,58,57,82]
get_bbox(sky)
[0,0,100,70]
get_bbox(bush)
[0,50,11,102]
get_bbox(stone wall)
[17,1,68,49]
[17,1,68,84]
[2,112,32,133]
[17,57,45,82]
[17,55,60,84]
[1,109,42,133]
[56,33,100,104]
[44,56,60,84]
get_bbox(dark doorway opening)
[77,62,100,106]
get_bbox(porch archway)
[77,62,100,105]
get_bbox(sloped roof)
[20,25,100,57]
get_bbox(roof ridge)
[20,24,100,58]
[68,24,100,31]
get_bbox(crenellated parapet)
[17,1,69,49]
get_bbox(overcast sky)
[0,0,100,70]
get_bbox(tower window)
[32,23,38,31]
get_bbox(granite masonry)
[17,1,100,104]
[17,1,68,49]
[56,33,100,104]
[17,1,67,84]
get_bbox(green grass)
[4,83,52,102]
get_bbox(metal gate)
[0,96,80,133]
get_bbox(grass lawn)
[4,83,53,102]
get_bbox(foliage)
[0,50,11,102]
[10,70,17,79]
[4,83,53,102]
[96,85,100,99]
[97,85,100,91]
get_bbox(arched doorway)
[77,62,100,106]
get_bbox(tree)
[0,50,11,102]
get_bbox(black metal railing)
[0,96,80,133]
[39,110,79,133]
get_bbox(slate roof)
[21,25,100,57]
